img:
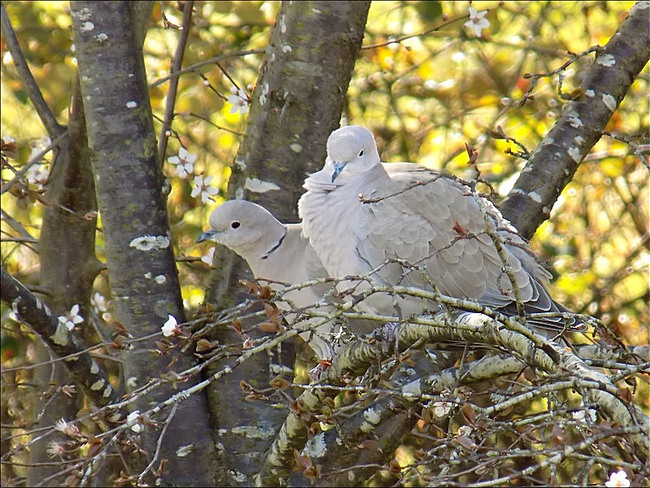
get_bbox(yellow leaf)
[556,271,596,295]
[600,157,624,177]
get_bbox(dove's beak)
[196,229,217,243]
[331,162,347,182]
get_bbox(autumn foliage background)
[1,1,648,486]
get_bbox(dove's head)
[197,200,285,256]
[326,126,381,182]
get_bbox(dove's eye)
[231,221,241,229]
[358,150,364,157]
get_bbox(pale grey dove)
[298,125,579,333]
[197,199,342,360]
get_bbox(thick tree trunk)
[3,3,102,479]
[203,1,370,485]
[71,2,218,485]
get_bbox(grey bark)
[203,1,370,485]
[501,1,650,240]
[0,268,117,407]
[2,5,104,482]
[70,2,218,485]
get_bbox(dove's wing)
[379,164,574,328]
[299,126,578,332]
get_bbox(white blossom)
[54,418,81,437]
[227,86,249,115]
[572,403,597,424]
[47,440,65,458]
[58,304,83,331]
[606,470,630,487]
[161,315,180,337]
[91,292,108,313]
[433,400,452,418]
[464,7,490,37]
[126,411,143,433]
[25,164,49,187]
[191,175,219,204]
[30,135,52,159]
[54,418,70,432]
[168,147,197,179]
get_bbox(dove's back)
[299,126,576,331]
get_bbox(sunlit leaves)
[1,6,647,485]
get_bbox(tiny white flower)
[572,410,585,421]
[47,440,65,458]
[227,86,249,115]
[25,164,49,187]
[457,425,473,437]
[58,304,84,331]
[126,410,143,433]
[60,384,76,397]
[433,400,452,418]
[91,292,108,313]
[572,405,597,424]
[168,147,197,179]
[464,7,490,37]
[606,470,630,487]
[54,418,69,432]
[201,247,215,266]
[3,134,15,143]
[191,175,219,204]
[161,315,180,337]
[35,135,52,150]
[54,418,81,437]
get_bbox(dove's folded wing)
[299,126,580,332]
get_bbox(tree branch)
[500,1,650,239]
[156,0,194,165]
[0,3,65,137]
[0,267,118,407]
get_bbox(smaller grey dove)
[197,199,339,360]
[298,125,580,334]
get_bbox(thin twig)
[0,3,64,137]
[157,1,194,166]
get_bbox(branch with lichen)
[500,1,650,239]
[0,267,118,407]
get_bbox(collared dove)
[197,199,340,360]
[298,125,579,333]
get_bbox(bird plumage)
[298,125,577,332]
[198,199,337,359]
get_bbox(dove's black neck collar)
[261,228,287,260]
